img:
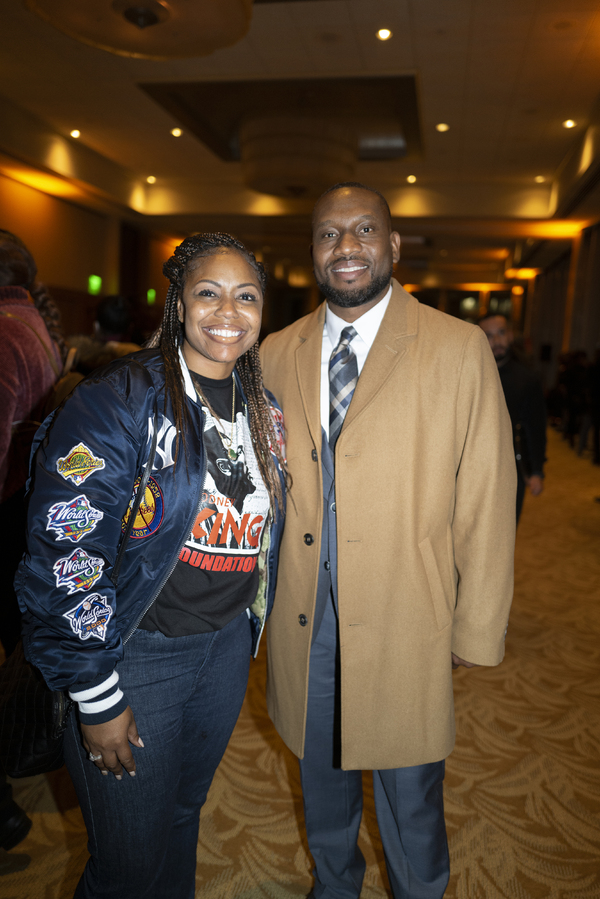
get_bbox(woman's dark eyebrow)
[193,279,258,289]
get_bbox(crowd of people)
[548,349,600,466]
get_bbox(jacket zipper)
[123,430,208,643]
[251,513,271,658]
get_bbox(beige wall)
[0,172,115,292]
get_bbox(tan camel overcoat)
[260,281,516,770]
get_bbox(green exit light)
[147,288,156,305]
[88,275,102,296]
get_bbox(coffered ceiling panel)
[141,75,421,162]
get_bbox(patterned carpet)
[2,427,599,898]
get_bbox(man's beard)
[315,264,393,308]
[493,347,510,364]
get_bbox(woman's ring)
[89,752,103,762]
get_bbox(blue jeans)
[64,610,252,899]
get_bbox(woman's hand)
[81,706,144,780]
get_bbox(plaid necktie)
[329,325,358,449]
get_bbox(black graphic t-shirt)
[139,372,270,636]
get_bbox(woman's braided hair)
[149,232,287,513]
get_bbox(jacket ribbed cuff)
[69,670,128,725]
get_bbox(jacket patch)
[63,593,113,641]
[53,548,105,594]
[121,476,164,539]
[47,495,104,543]
[56,443,105,485]
[147,415,177,470]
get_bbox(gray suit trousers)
[298,433,450,899]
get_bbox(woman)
[17,233,287,898]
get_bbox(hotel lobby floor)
[2,427,599,898]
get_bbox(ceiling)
[2,0,600,286]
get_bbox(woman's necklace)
[194,372,239,462]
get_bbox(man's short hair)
[96,295,132,335]
[313,181,392,227]
[477,311,509,327]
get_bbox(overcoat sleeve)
[450,327,516,665]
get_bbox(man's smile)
[330,260,369,280]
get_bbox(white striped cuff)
[69,670,119,702]
[78,689,124,716]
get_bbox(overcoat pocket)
[418,536,452,630]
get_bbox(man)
[68,294,140,375]
[260,183,516,899]
[478,313,546,522]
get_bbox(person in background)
[68,295,140,375]
[478,313,546,522]
[17,233,287,898]
[0,229,66,851]
[261,183,516,899]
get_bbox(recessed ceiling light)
[435,123,450,132]
[70,129,80,138]
[377,28,392,41]
[146,175,156,184]
[407,175,417,183]
[562,119,576,128]
[170,128,182,137]
[534,175,546,183]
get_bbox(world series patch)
[47,495,104,543]
[121,477,164,539]
[63,593,113,641]
[53,548,105,594]
[56,443,105,486]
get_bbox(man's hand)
[451,653,480,670]
[526,475,544,497]
[81,705,144,780]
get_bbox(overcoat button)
[311,449,318,461]
[299,614,308,626]
[324,561,330,571]
[331,502,336,512]
[304,533,314,545]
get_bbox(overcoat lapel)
[295,303,326,449]
[342,282,419,435]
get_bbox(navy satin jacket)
[16,348,285,721]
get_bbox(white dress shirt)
[320,284,392,435]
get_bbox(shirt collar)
[325,283,392,350]
[178,346,197,400]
